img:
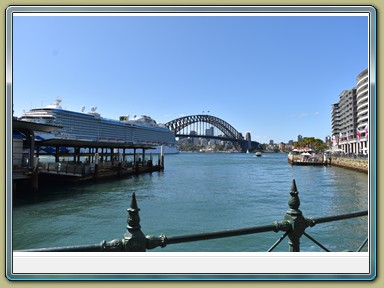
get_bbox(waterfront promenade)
[330,156,368,173]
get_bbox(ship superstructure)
[19,98,178,153]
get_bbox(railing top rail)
[312,211,368,225]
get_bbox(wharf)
[37,160,162,184]
[13,152,164,197]
[288,153,330,166]
[288,153,368,173]
[12,119,166,196]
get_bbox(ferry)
[18,98,178,154]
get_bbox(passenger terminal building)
[331,68,369,155]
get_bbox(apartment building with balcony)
[331,68,369,155]
[331,103,340,138]
[356,68,369,131]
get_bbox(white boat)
[255,151,262,157]
[18,98,179,154]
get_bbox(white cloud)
[298,113,309,118]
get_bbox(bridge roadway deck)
[176,134,260,152]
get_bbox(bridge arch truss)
[164,114,244,140]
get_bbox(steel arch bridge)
[165,114,244,140]
[164,115,261,152]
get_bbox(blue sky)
[12,14,368,143]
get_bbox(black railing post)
[123,193,147,251]
[284,179,311,252]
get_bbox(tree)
[293,137,327,153]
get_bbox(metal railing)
[38,160,158,176]
[18,179,368,252]
[42,162,89,175]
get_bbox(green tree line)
[293,137,328,153]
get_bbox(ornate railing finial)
[288,179,301,211]
[127,192,141,231]
[284,179,309,252]
[123,193,146,251]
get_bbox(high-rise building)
[339,88,357,141]
[189,130,199,144]
[356,68,369,132]
[245,131,251,142]
[297,135,303,142]
[331,103,341,138]
[205,126,214,137]
[356,68,369,155]
[331,68,369,154]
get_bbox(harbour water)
[12,152,369,252]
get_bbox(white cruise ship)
[18,98,178,154]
